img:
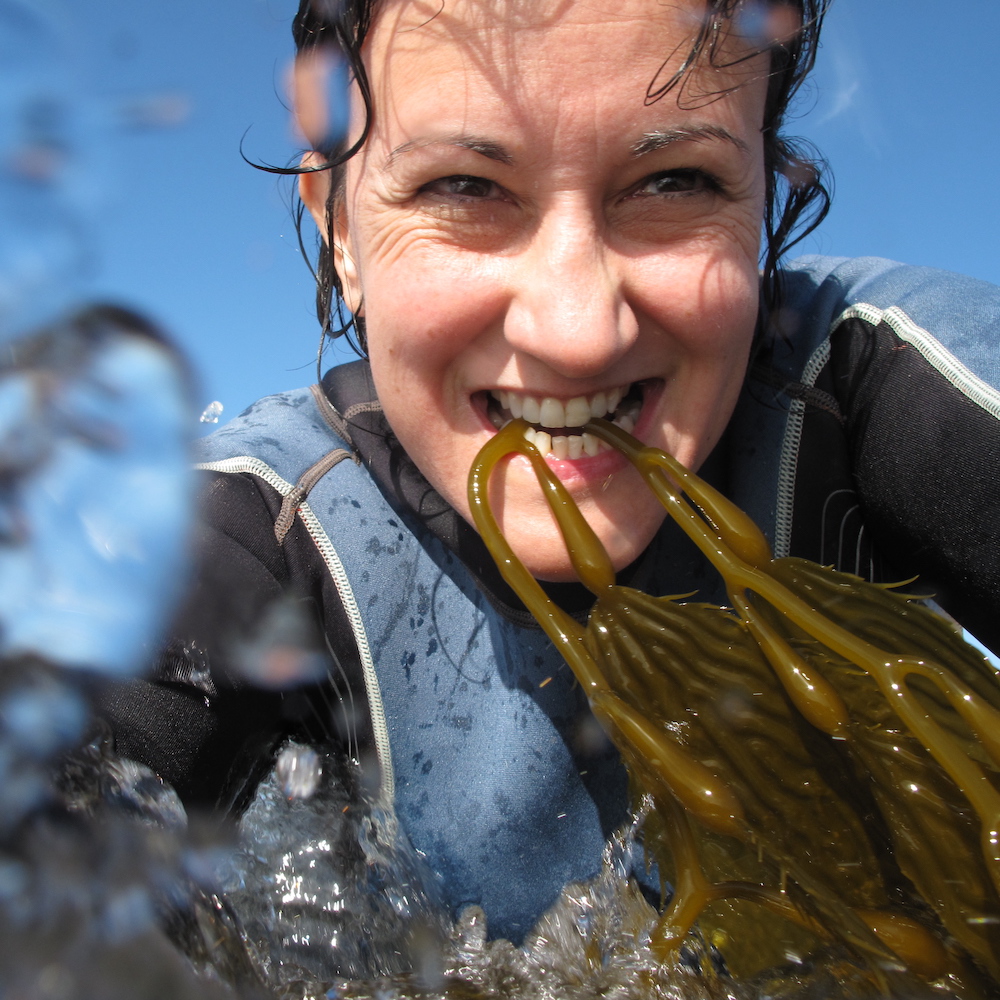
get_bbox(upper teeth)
[491,386,627,429]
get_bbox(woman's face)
[307,0,769,581]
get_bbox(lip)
[527,441,629,483]
[471,378,663,483]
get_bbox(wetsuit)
[98,255,1000,941]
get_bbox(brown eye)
[635,169,716,197]
[424,175,503,199]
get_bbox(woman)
[103,0,1000,950]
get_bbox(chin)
[524,549,635,585]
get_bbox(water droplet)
[276,744,322,800]
[234,595,331,689]
[199,400,223,424]
[1,680,86,758]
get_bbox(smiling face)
[302,0,769,582]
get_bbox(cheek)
[359,251,512,378]
[372,375,476,523]
[633,245,760,355]
[358,233,503,324]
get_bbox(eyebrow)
[385,135,514,169]
[630,125,750,157]
[383,125,748,169]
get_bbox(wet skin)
[299,0,768,581]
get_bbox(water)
[0,675,250,999]
[0,309,194,675]
[201,401,225,424]
[193,756,951,1000]
[0,703,959,1000]
[275,744,324,801]
[223,746,449,988]
[211,763,954,1000]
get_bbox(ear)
[299,153,363,316]
[298,151,333,237]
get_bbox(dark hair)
[281,0,831,358]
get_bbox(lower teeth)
[523,425,618,458]
[492,400,641,458]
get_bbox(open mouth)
[485,382,646,460]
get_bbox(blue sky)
[77,0,1000,421]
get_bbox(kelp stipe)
[468,418,1000,991]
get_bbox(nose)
[503,200,639,380]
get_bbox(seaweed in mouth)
[469,416,1000,992]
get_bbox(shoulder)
[776,256,1000,392]
[195,385,350,485]
[758,257,1000,649]
[779,254,1000,316]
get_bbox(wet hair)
[280,0,831,357]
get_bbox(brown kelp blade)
[586,589,888,897]
[586,419,1000,979]
[753,559,1000,976]
[585,587,899,975]
[468,418,1000,985]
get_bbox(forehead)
[362,0,770,141]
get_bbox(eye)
[421,174,505,200]
[632,169,718,197]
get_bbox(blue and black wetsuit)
[98,256,1000,942]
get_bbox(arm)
[829,305,1000,654]
[751,258,1000,655]
[97,470,358,815]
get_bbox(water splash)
[0,308,195,674]
[223,744,448,989]
[229,797,945,1000]
[233,595,334,690]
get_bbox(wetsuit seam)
[774,337,832,558]
[839,303,1000,421]
[195,456,396,808]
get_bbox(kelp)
[468,418,1000,992]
